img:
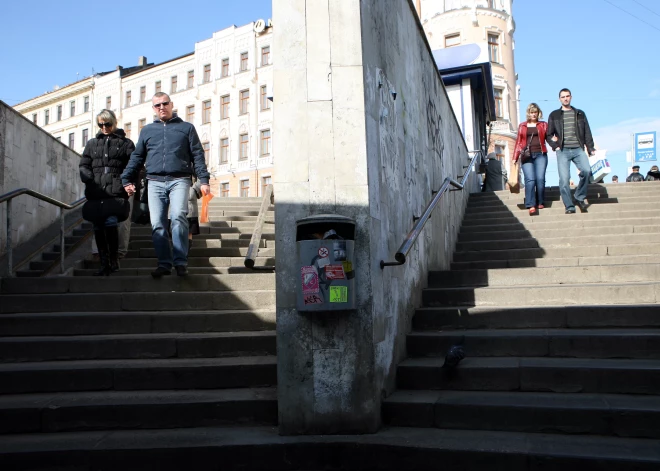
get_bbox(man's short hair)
[559,88,571,97]
[153,92,171,101]
[611,175,618,180]
[632,165,640,170]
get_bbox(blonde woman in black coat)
[79,110,135,275]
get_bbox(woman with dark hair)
[646,165,660,181]
[513,103,549,215]
[79,109,135,275]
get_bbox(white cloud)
[592,118,660,153]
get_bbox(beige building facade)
[417,0,519,166]
[14,21,273,198]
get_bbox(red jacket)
[513,121,548,162]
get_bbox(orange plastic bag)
[200,193,214,223]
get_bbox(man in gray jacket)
[122,93,210,277]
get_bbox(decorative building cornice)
[15,78,94,113]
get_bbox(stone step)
[430,264,660,287]
[1,425,658,470]
[458,224,660,242]
[452,243,660,263]
[462,208,660,224]
[127,232,276,241]
[0,388,277,435]
[0,310,276,337]
[396,356,660,394]
[468,194,660,209]
[456,232,660,252]
[473,183,660,200]
[0,290,276,314]
[1,273,275,295]
[412,305,660,331]
[465,201,658,216]
[422,281,660,307]
[207,210,273,217]
[450,254,660,270]
[73,266,258,276]
[0,331,276,363]
[135,247,275,258]
[382,390,660,438]
[0,356,277,395]
[460,216,660,233]
[128,238,273,249]
[84,256,275,269]
[406,328,660,359]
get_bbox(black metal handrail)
[380,150,484,269]
[244,184,275,271]
[1,188,86,277]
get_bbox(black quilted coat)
[80,129,135,200]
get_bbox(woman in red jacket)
[513,103,548,215]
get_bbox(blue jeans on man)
[557,147,591,211]
[148,178,192,269]
[522,152,548,208]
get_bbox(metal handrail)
[244,184,275,271]
[380,150,484,269]
[1,188,86,277]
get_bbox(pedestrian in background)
[513,103,548,215]
[646,165,660,181]
[626,165,645,182]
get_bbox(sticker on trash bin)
[341,261,353,273]
[316,256,330,268]
[304,294,323,305]
[329,286,348,303]
[318,247,329,258]
[325,265,345,280]
[333,241,347,261]
[301,266,319,294]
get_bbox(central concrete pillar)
[273,0,475,435]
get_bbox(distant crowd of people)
[610,165,660,183]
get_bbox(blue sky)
[514,0,660,184]
[1,0,658,184]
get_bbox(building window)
[155,80,161,94]
[495,145,505,161]
[82,128,89,146]
[262,175,272,195]
[186,105,195,122]
[32,113,37,123]
[70,100,75,117]
[221,182,230,197]
[83,96,89,112]
[68,133,75,149]
[261,46,270,66]
[488,33,500,63]
[44,109,49,125]
[57,105,62,121]
[240,52,248,72]
[445,33,460,48]
[220,137,229,163]
[140,86,146,103]
[202,141,210,162]
[260,129,271,156]
[125,90,132,107]
[187,70,194,88]
[138,118,146,134]
[220,95,230,119]
[221,58,229,77]
[202,100,211,124]
[106,96,112,109]
[203,64,211,83]
[171,75,178,93]
[239,133,248,160]
[494,88,503,118]
[125,122,132,140]
[239,89,249,115]
[240,179,250,197]
[260,85,271,110]
[488,0,497,8]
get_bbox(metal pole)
[6,200,12,277]
[60,207,65,274]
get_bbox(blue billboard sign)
[634,131,656,162]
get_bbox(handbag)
[520,128,536,161]
[82,197,131,225]
[131,178,151,225]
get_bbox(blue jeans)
[148,178,192,268]
[557,147,591,210]
[522,152,548,208]
[93,215,118,230]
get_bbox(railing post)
[6,199,13,277]
[60,207,65,274]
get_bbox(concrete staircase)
[0,197,278,467]
[383,182,660,468]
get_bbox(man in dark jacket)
[627,165,645,182]
[546,88,595,214]
[122,93,210,277]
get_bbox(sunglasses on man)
[153,101,171,108]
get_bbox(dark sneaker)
[565,208,576,214]
[151,266,172,278]
[575,199,589,212]
[175,265,189,277]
